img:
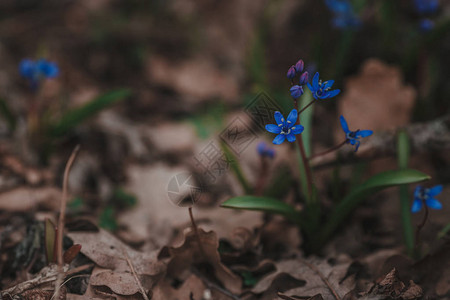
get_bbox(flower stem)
[309,140,346,160]
[255,157,269,196]
[414,201,428,250]
[298,100,315,114]
[188,207,207,258]
[294,98,313,199]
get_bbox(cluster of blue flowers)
[19,58,59,90]
[413,0,439,32]
[411,185,443,213]
[287,59,309,99]
[325,0,361,30]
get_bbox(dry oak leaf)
[338,58,416,134]
[161,228,242,295]
[251,256,355,300]
[68,229,165,297]
[0,186,62,211]
[68,229,165,275]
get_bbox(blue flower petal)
[273,134,286,145]
[286,133,296,142]
[326,89,340,98]
[286,109,298,127]
[19,59,35,78]
[291,125,304,135]
[349,139,356,145]
[265,124,281,134]
[312,72,320,90]
[323,80,335,89]
[414,186,423,199]
[356,130,373,138]
[339,115,350,133]
[411,199,423,213]
[428,185,443,197]
[274,111,284,126]
[426,198,443,210]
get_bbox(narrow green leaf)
[0,98,16,130]
[397,130,414,256]
[221,196,301,224]
[320,169,430,244]
[49,89,131,137]
[220,141,253,194]
[437,223,450,239]
[45,218,56,263]
[299,91,313,157]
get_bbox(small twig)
[123,249,150,300]
[309,140,347,160]
[1,264,93,296]
[191,267,240,300]
[300,259,341,300]
[298,99,315,114]
[414,201,429,249]
[50,274,90,300]
[188,207,207,259]
[54,145,80,299]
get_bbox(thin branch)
[54,145,80,299]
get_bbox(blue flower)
[307,72,340,100]
[419,18,435,31]
[339,115,373,152]
[290,85,304,99]
[19,58,59,90]
[257,142,275,159]
[411,185,443,213]
[265,109,304,145]
[325,0,361,30]
[414,0,439,14]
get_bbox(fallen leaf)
[161,228,242,295]
[251,256,354,300]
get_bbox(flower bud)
[287,65,296,79]
[299,71,309,85]
[290,85,304,99]
[294,59,304,73]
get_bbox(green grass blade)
[49,89,131,137]
[397,130,415,256]
[320,169,430,245]
[221,196,301,224]
[0,98,16,130]
[437,223,450,239]
[299,91,313,157]
[220,141,253,194]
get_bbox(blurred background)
[0,0,450,290]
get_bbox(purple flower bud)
[290,85,304,99]
[299,71,309,85]
[287,66,296,79]
[294,59,304,73]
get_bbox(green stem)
[294,98,313,200]
[397,130,414,257]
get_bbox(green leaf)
[221,196,301,224]
[49,89,131,137]
[320,169,430,245]
[397,130,415,257]
[220,141,253,194]
[45,218,56,263]
[0,98,16,130]
[438,223,450,240]
[99,206,118,231]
